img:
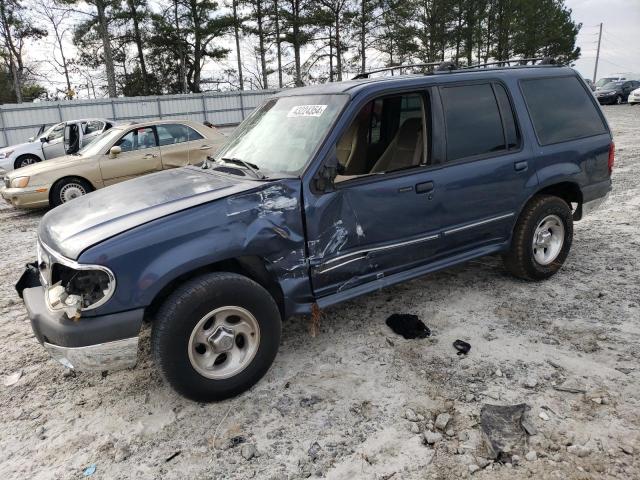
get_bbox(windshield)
[77,128,123,156]
[214,94,348,175]
[595,77,618,87]
[601,81,623,90]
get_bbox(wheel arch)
[144,255,286,323]
[13,153,43,169]
[517,181,583,223]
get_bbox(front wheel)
[151,272,281,402]
[50,177,92,207]
[14,154,41,169]
[503,195,573,281]
[616,95,623,105]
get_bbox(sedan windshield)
[595,77,618,87]
[601,81,623,90]
[214,94,348,175]
[77,128,123,157]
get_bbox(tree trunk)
[174,1,187,93]
[233,0,244,90]
[335,11,342,81]
[96,0,117,97]
[128,0,149,94]
[290,0,302,86]
[256,0,268,88]
[0,2,22,102]
[274,0,283,88]
[329,27,334,82]
[360,0,366,73]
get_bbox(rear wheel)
[503,195,573,281]
[50,177,92,207]
[14,154,40,169]
[151,272,281,402]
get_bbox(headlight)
[10,176,29,188]
[39,242,115,319]
[0,149,14,159]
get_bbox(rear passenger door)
[157,123,211,168]
[431,81,536,257]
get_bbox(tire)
[50,177,92,207]
[502,195,573,281]
[151,272,281,402]
[616,95,623,105]
[14,154,41,169]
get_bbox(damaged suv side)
[17,64,612,401]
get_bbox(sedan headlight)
[39,242,115,320]
[0,149,14,159]
[10,176,29,188]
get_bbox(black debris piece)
[453,339,471,355]
[480,403,530,462]
[165,451,181,462]
[385,314,431,339]
[229,436,246,448]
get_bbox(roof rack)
[352,57,559,80]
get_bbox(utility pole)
[593,22,602,83]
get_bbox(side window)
[84,121,104,134]
[440,83,505,161]
[115,127,157,152]
[521,76,607,145]
[156,124,204,146]
[494,84,521,150]
[336,92,428,180]
[48,123,65,141]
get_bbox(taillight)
[608,142,615,175]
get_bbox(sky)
[567,0,640,80]
[24,0,640,99]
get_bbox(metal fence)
[0,89,280,148]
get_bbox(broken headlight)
[45,261,115,320]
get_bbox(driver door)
[99,126,162,186]
[42,122,66,159]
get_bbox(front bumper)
[1,185,50,208]
[629,95,640,104]
[18,267,144,371]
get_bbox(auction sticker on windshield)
[287,105,328,117]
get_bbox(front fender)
[77,180,311,317]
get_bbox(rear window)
[520,76,607,145]
[440,83,506,161]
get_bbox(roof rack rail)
[353,57,560,79]
[352,62,443,79]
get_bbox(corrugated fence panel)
[0,89,280,148]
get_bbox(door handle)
[144,153,158,158]
[514,161,528,171]
[415,181,434,194]
[199,144,212,150]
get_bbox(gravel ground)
[0,106,638,480]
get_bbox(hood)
[0,142,29,156]
[6,154,83,179]
[39,166,261,259]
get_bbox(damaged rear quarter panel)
[77,179,311,318]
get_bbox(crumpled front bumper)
[17,265,144,371]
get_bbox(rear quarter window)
[520,76,607,145]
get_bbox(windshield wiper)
[220,157,266,179]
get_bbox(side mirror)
[109,145,122,157]
[40,136,47,143]
[314,145,344,193]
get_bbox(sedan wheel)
[59,182,87,203]
[15,155,40,169]
[616,95,623,105]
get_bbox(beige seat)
[336,117,369,175]
[371,118,424,173]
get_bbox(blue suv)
[17,63,613,401]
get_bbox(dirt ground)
[0,106,638,480]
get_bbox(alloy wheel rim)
[532,214,565,266]
[19,158,37,167]
[187,306,260,380]
[60,183,86,203]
